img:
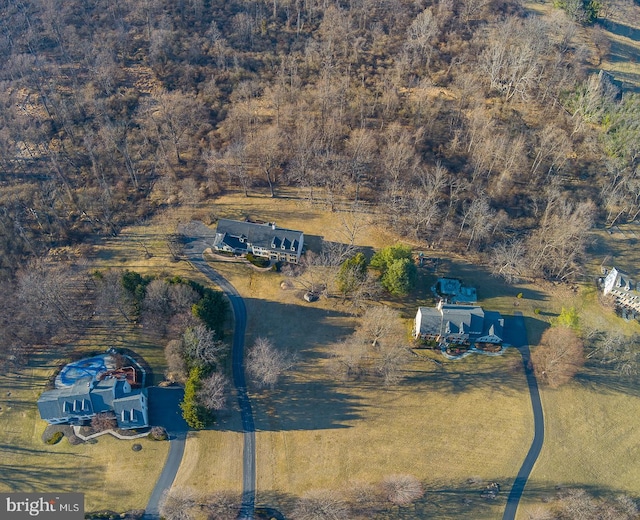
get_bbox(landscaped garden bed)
[445,344,471,356]
[475,342,503,353]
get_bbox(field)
[67,193,640,518]
[3,185,640,518]
[153,193,534,518]
[167,193,640,518]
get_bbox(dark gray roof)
[417,305,503,341]
[113,390,147,429]
[213,219,303,253]
[417,307,443,336]
[37,378,94,421]
[90,378,129,412]
[483,310,504,339]
[38,377,146,428]
[442,305,484,335]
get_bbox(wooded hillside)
[0,0,638,282]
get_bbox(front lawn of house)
[0,350,170,512]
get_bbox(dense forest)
[0,0,639,282]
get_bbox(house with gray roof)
[602,267,640,314]
[414,301,504,345]
[37,376,148,430]
[212,219,304,264]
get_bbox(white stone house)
[602,267,640,313]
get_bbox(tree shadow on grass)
[574,361,640,398]
[438,259,550,303]
[0,458,103,493]
[241,298,355,360]
[400,352,529,396]
[249,379,367,431]
[256,479,638,520]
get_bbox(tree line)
[0,0,637,286]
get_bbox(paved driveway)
[143,387,188,520]
[147,386,188,435]
[502,313,544,520]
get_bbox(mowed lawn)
[32,191,640,518]
[183,246,535,519]
[0,352,170,512]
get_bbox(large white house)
[212,219,304,264]
[602,267,640,313]
[414,301,504,345]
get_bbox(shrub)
[246,253,270,268]
[46,431,64,445]
[91,412,117,432]
[148,426,168,441]
[180,367,209,429]
[192,289,228,338]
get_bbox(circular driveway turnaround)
[502,312,545,520]
[180,221,256,520]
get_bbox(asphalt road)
[180,221,256,520]
[502,312,545,520]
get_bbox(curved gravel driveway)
[179,221,256,520]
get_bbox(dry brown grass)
[17,187,640,518]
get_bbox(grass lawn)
[14,189,639,518]
[516,380,640,519]
[182,223,536,518]
[0,350,170,512]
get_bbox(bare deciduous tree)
[143,279,172,332]
[356,306,404,348]
[489,239,527,284]
[95,269,136,324]
[165,339,188,383]
[159,488,198,520]
[246,337,295,389]
[531,327,584,388]
[198,371,229,411]
[291,489,350,520]
[331,306,411,385]
[202,491,240,520]
[381,474,424,506]
[183,324,226,367]
[168,283,200,314]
